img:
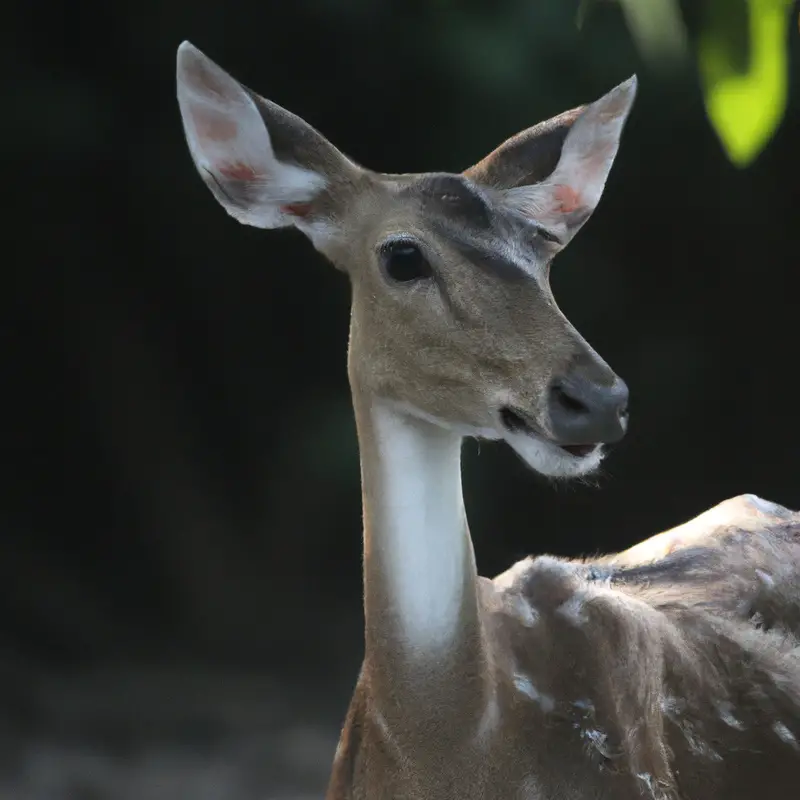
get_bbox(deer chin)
[503,428,605,478]
[378,401,604,478]
[494,407,605,477]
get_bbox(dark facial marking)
[427,216,536,284]
[432,271,471,324]
[407,174,493,231]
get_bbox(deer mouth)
[499,407,599,459]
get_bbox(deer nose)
[548,373,629,445]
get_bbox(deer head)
[176,41,635,479]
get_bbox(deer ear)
[176,41,361,247]
[464,77,637,244]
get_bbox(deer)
[175,41,800,800]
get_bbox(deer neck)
[351,387,484,676]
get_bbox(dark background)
[5,0,800,797]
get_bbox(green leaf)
[575,0,595,30]
[698,0,793,167]
[617,0,689,69]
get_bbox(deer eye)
[380,239,432,283]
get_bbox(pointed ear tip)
[176,41,228,95]
[177,40,198,59]
[176,40,211,76]
[620,74,638,97]
[597,74,637,114]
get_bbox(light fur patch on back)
[513,671,555,712]
[476,687,501,743]
[556,592,589,626]
[772,721,799,749]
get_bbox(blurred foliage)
[581,0,794,166]
[616,0,688,67]
[698,0,793,165]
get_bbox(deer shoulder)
[486,494,800,798]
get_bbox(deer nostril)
[548,374,629,446]
[552,384,590,417]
